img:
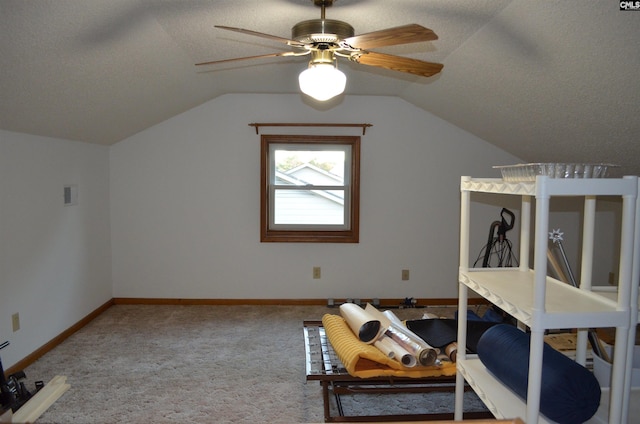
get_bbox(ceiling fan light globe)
[298,64,346,101]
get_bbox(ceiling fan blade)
[343,24,437,50]
[196,51,300,67]
[215,25,305,47]
[351,52,443,78]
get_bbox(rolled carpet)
[476,324,600,424]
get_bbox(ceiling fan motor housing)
[292,19,354,45]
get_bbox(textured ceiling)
[1,1,639,176]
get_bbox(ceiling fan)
[195,0,443,101]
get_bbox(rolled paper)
[375,334,416,367]
[367,305,439,366]
[445,342,458,362]
[365,303,391,328]
[382,309,404,327]
[385,324,438,366]
[339,303,382,344]
[373,335,396,359]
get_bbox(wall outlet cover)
[12,313,20,332]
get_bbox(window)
[261,134,360,243]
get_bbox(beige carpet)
[19,304,487,423]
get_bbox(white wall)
[0,94,622,369]
[0,130,112,368]
[110,94,523,300]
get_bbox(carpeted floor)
[18,304,488,423]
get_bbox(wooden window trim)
[260,134,360,243]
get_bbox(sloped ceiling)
[1,0,639,176]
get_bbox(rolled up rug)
[476,324,600,424]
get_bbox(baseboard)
[112,298,328,306]
[4,299,114,376]
[112,297,488,307]
[6,296,487,375]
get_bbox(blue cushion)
[476,324,600,424]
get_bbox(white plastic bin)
[592,344,640,388]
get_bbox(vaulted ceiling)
[1,1,639,176]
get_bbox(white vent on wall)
[64,184,78,206]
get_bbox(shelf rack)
[454,175,639,424]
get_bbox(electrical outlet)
[402,269,410,281]
[313,267,321,279]
[12,313,20,332]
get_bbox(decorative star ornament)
[549,228,564,243]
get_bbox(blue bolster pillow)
[476,324,600,424]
